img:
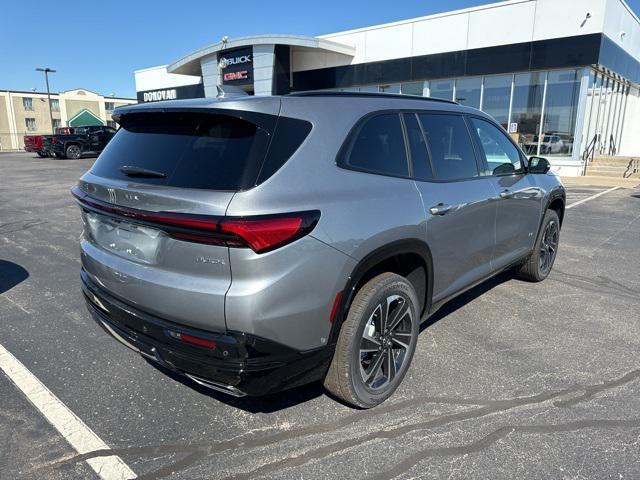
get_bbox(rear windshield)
[90,112,274,191]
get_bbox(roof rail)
[288,91,458,105]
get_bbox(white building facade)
[135,0,640,176]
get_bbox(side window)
[417,113,478,180]
[402,113,433,180]
[470,117,523,175]
[342,113,409,177]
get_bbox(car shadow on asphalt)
[420,270,514,332]
[0,260,29,294]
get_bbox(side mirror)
[528,156,551,174]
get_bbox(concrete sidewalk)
[560,175,640,189]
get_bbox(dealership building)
[135,0,640,176]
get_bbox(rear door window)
[417,113,479,180]
[90,112,272,191]
[340,113,409,177]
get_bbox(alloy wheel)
[359,294,413,391]
[539,219,559,274]
[67,145,81,159]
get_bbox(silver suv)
[73,92,565,408]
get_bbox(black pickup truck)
[50,125,117,159]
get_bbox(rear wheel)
[516,209,560,282]
[66,144,81,159]
[324,272,419,408]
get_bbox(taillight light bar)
[71,186,320,253]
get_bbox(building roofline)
[319,0,639,38]
[318,0,533,38]
[168,34,356,75]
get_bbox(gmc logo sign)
[223,71,248,81]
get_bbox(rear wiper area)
[119,166,167,178]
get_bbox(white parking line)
[566,186,620,209]
[0,343,136,479]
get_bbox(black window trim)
[402,112,436,181]
[336,110,413,181]
[337,108,491,183]
[466,114,529,177]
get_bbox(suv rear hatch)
[75,100,300,333]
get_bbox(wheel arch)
[329,239,433,345]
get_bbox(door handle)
[499,190,514,199]
[429,203,453,216]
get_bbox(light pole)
[36,67,56,135]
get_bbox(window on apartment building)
[52,119,61,129]
[105,102,115,111]
[50,99,60,112]
[25,118,37,131]
[23,97,34,110]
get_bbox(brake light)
[221,217,305,253]
[71,186,320,253]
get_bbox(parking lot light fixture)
[35,67,57,135]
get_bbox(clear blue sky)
[1,0,638,98]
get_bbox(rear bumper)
[81,270,333,396]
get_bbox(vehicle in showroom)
[73,92,565,408]
[51,125,116,159]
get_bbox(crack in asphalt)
[0,219,48,235]
[218,369,640,480]
[550,269,640,302]
[33,369,640,479]
[372,418,640,480]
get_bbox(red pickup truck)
[24,127,75,157]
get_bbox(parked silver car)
[73,92,565,408]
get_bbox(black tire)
[66,144,81,159]
[324,272,419,408]
[36,151,47,158]
[516,209,560,282]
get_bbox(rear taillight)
[51,136,57,144]
[71,186,320,253]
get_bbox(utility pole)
[36,67,56,135]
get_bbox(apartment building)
[0,88,136,151]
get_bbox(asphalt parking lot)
[1,152,639,480]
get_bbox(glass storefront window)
[379,84,401,93]
[359,85,379,93]
[510,72,545,155]
[481,74,512,128]
[455,77,482,108]
[401,82,424,96]
[541,69,581,156]
[430,79,454,101]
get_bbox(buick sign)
[219,54,252,69]
[219,47,253,86]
